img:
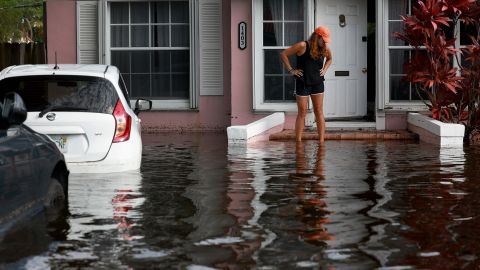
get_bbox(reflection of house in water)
[139,134,269,268]
[181,135,237,266]
[182,135,233,242]
[190,144,281,268]
[185,141,285,268]
[219,145,283,268]
[394,147,478,269]
[359,145,479,269]
[455,147,480,269]
[217,149,260,268]
[320,143,374,249]
[356,143,395,266]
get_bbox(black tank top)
[297,41,325,85]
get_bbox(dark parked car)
[0,92,69,237]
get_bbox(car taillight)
[113,100,132,143]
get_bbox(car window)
[0,75,119,114]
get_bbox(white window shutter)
[77,1,98,64]
[199,0,223,96]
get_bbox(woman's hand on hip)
[319,68,327,76]
[290,69,303,78]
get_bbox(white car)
[0,64,151,173]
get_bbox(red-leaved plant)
[394,0,480,134]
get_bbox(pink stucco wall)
[230,0,262,126]
[229,0,297,129]
[141,96,231,132]
[46,0,77,64]
[385,112,408,130]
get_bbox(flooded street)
[1,133,480,269]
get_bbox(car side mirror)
[134,99,152,115]
[2,92,27,126]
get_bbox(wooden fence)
[0,43,46,71]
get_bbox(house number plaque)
[239,22,247,50]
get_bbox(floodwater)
[1,133,480,269]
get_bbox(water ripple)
[2,134,480,269]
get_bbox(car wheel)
[44,178,66,209]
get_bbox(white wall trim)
[191,0,199,108]
[252,0,262,111]
[227,112,285,144]
[376,0,385,111]
[407,112,465,147]
[98,0,106,64]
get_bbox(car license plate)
[49,135,68,153]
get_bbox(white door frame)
[314,0,368,120]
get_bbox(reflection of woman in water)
[295,142,333,244]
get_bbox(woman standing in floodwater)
[280,26,332,143]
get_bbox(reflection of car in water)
[0,64,152,173]
[67,171,144,241]
[0,92,69,240]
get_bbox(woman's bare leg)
[311,93,325,143]
[295,96,309,142]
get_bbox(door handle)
[362,68,367,74]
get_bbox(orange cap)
[314,26,331,43]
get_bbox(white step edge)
[407,112,464,147]
[227,112,285,144]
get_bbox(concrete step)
[270,129,418,141]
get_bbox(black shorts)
[295,80,325,96]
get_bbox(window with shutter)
[77,1,99,64]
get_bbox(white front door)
[316,0,368,118]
